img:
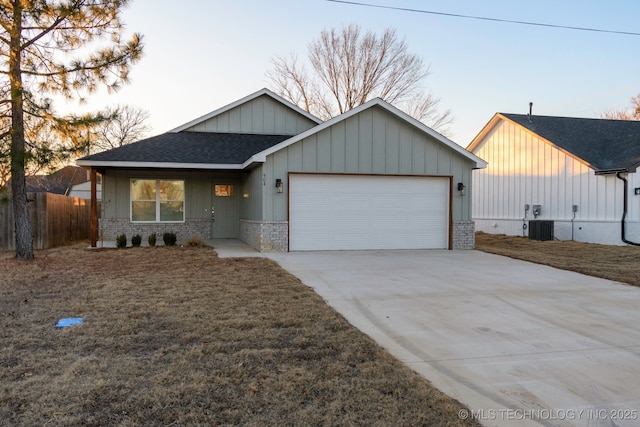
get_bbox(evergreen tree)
[1,0,143,258]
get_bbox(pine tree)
[1,0,143,258]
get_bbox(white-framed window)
[131,179,184,222]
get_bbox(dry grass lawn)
[476,232,640,286]
[0,244,479,426]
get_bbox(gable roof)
[469,113,640,173]
[247,97,488,169]
[77,93,486,171]
[21,166,89,195]
[169,88,322,133]
[49,166,90,186]
[77,132,293,169]
[25,175,68,194]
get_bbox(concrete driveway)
[266,250,640,427]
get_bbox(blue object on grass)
[56,318,83,328]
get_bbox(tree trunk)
[9,1,34,259]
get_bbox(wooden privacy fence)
[0,192,96,251]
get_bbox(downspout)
[615,172,640,246]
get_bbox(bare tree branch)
[602,94,640,121]
[268,23,452,132]
[91,104,149,152]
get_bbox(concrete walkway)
[208,239,266,258]
[264,250,640,427]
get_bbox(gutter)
[75,160,244,170]
[615,172,640,246]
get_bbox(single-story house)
[77,88,486,251]
[468,112,640,246]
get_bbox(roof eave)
[76,160,244,170]
[594,167,636,175]
[381,100,488,169]
[241,155,266,169]
[467,113,504,153]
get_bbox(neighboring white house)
[468,112,640,246]
[68,181,102,200]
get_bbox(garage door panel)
[290,174,449,251]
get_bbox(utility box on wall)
[529,220,554,241]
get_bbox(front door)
[210,183,239,238]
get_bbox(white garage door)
[289,174,450,251]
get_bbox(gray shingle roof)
[79,132,294,164]
[22,166,89,194]
[502,114,640,173]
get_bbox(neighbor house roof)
[468,113,640,173]
[77,132,294,169]
[23,166,89,195]
[25,175,68,194]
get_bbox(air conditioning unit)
[529,220,554,241]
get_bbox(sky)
[72,0,640,147]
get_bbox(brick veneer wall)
[240,220,288,252]
[99,218,209,246]
[239,219,474,251]
[98,218,473,250]
[452,220,475,250]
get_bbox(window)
[214,184,234,197]
[131,179,184,222]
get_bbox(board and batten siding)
[259,105,474,222]
[184,94,318,135]
[472,119,640,244]
[240,164,264,221]
[101,169,244,221]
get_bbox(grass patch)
[475,232,640,286]
[0,244,478,426]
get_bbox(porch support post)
[90,168,98,247]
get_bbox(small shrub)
[116,233,127,248]
[163,232,177,246]
[186,236,206,247]
[131,234,142,247]
[148,233,157,247]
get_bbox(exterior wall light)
[457,182,466,196]
[275,179,283,193]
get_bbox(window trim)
[130,179,185,223]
